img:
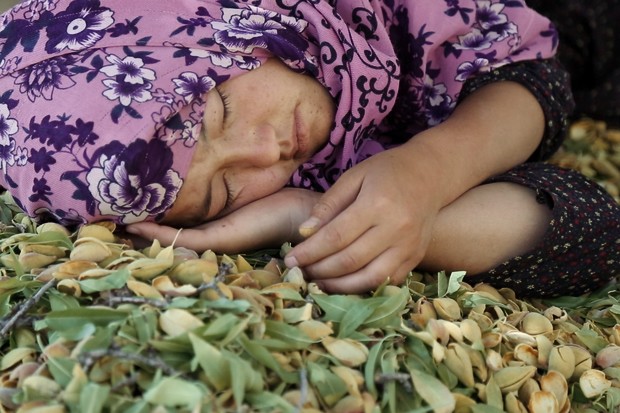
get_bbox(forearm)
[402,80,545,208]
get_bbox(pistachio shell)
[159,308,204,336]
[486,349,504,372]
[443,343,475,388]
[453,392,476,413]
[282,389,319,409]
[322,337,368,367]
[513,343,539,367]
[169,259,218,286]
[517,378,540,406]
[493,366,536,394]
[460,318,482,344]
[18,251,58,272]
[527,391,559,413]
[331,395,364,413]
[504,331,537,347]
[77,223,116,242]
[57,279,82,297]
[540,370,568,409]
[53,260,99,280]
[536,334,554,368]
[77,268,114,280]
[152,275,197,296]
[482,332,503,349]
[297,319,334,340]
[21,375,62,399]
[70,239,111,262]
[569,345,593,381]
[504,392,528,413]
[36,222,71,236]
[412,298,438,327]
[331,366,364,398]
[247,269,281,288]
[200,282,233,301]
[126,280,164,299]
[282,266,307,290]
[126,258,171,280]
[595,345,620,369]
[1,348,37,370]
[432,297,462,321]
[22,244,66,258]
[521,312,553,336]
[548,346,575,380]
[8,362,40,387]
[473,283,509,304]
[579,369,612,398]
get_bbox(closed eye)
[216,86,231,123]
[222,172,237,210]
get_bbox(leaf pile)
[0,119,617,413]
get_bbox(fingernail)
[284,255,299,268]
[125,226,140,235]
[299,217,320,238]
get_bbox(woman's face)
[162,59,335,226]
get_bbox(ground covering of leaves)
[0,118,618,413]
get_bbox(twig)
[0,278,57,339]
[376,372,413,393]
[294,368,309,413]
[106,295,169,309]
[78,348,183,377]
[111,372,141,393]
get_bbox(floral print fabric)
[0,0,556,224]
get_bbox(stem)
[0,278,57,339]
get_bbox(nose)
[238,124,282,168]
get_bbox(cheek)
[231,167,293,208]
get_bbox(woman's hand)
[126,188,320,253]
[284,144,443,294]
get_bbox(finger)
[285,200,374,268]
[297,173,361,237]
[315,248,416,294]
[303,225,388,279]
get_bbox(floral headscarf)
[0,0,555,225]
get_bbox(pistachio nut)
[53,260,99,280]
[77,223,116,242]
[486,349,504,372]
[517,378,540,406]
[521,312,553,336]
[126,280,164,299]
[331,365,364,398]
[152,275,197,297]
[504,392,528,413]
[21,375,62,399]
[322,337,369,367]
[548,345,575,380]
[443,343,475,388]
[0,347,37,370]
[595,344,620,369]
[18,251,59,272]
[126,258,171,280]
[331,395,364,413]
[159,308,204,337]
[297,320,334,341]
[536,334,553,368]
[57,279,82,297]
[460,318,482,344]
[453,392,476,413]
[432,297,462,321]
[248,269,282,288]
[36,222,71,236]
[69,238,112,262]
[569,345,593,381]
[169,258,218,286]
[493,365,536,394]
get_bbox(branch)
[0,278,57,339]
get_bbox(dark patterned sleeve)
[458,58,575,161]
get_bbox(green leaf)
[410,370,455,413]
[47,357,76,387]
[445,271,466,297]
[337,299,377,338]
[78,268,129,293]
[307,361,348,407]
[311,294,363,323]
[79,382,110,413]
[238,334,298,383]
[470,405,507,413]
[363,286,410,329]
[27,231,73,250]
[48,289,81,311]
[263,319,315,350]
[575,327,609,353]
[189,333,231,391]
[437,271,448,298]
[246,392,295,413]
[143,377,205,408]
[45,308,128,331]
[226,350,263,406]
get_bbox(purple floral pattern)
[0,0,556,225]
